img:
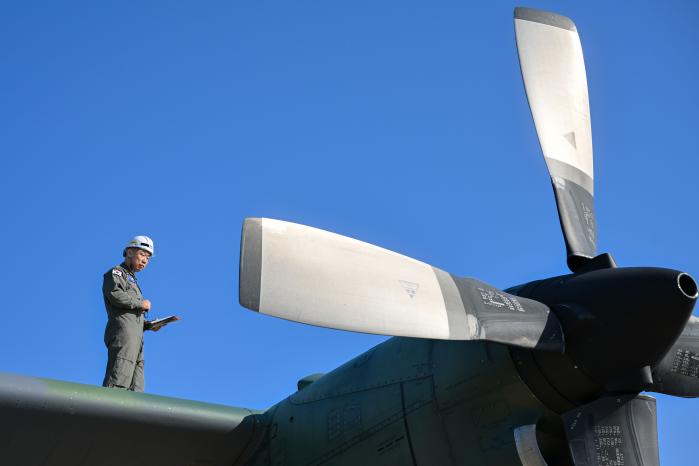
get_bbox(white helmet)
[123,235,155,257]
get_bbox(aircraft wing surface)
[0,372,265,466]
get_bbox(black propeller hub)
[512,267,697,408]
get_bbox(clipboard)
[146,315,181,330]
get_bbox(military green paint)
[243,338,556,466]
[0,372,263,466]
[1,338,558,465]
[42,376,258,422]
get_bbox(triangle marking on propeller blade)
[563,131,577,149]
[398,280,419,299]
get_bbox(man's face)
[126,248,151,272]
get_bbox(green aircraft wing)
[0,372,265,466]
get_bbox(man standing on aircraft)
[102,235,158,392]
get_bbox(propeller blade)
[514,7,596,271]
[239,218,563,351]
[651,315,699,397]
[563,395,659,466]
[514,424,548,466]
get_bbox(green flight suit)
[102,263,147,392]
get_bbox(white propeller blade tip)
[239,217,263,311]
[514,7,576,32]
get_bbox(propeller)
[240,218,563,351]
[237,6,698,466]
[512,8,695,465]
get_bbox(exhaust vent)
[678,273,698,299]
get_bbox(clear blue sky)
[1,1,697,463]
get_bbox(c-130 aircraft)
[1,7,696,466]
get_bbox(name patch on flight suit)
[127,275,136,283]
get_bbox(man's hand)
[141,299,152,313]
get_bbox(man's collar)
[119,261,137,277]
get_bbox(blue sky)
[1,0,697,463]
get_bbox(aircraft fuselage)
[243,337,553,466]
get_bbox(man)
[102,235,158,392]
